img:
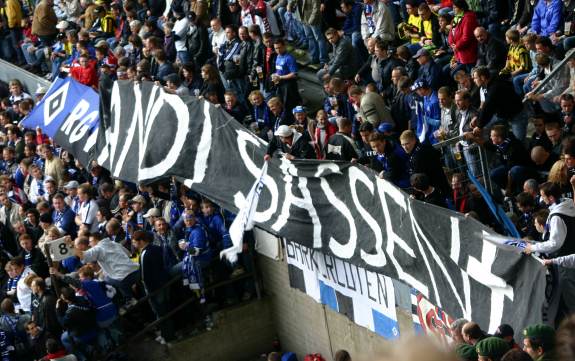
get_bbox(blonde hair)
[548,159,569,187]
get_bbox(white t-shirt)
[16,267,35,313]
[79,199,99,233]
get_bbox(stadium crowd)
[0,0,573,359]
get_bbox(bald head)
[474,27,488,43]
[531,145,550,166]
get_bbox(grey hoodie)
[532,199,575,254]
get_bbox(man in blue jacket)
[411,79,441,145]
[52,194,77,238]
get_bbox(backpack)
[303,354,326,361]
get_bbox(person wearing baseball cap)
[475,336,510,361]
[292,106,313,133]
[264,124,316,161]
[413,47,441,90]
[410,78,441,145]
[522,324,555,361]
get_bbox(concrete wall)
[0,59,50,94]
[257,250,415,361]
[158,248,413,361]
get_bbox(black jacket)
[186,24,209,66]
[407,142,451,198]
[477,36,508,72]
[57,300,97,338]
[326,133,359,161]
[266,131,316,159]
[327,37,356,80]
[140,244,170,293]
[483,134,534,169]
[477,77,523,127]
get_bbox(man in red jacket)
[70,54,99,89]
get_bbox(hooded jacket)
[531,0,562,37]
[532,199,575,255]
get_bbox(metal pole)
[523,48,575,102]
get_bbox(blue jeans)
[304,24,328,65]
[512,73,529,96]
[177,50,190,64]
[345,31,368,64]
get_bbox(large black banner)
[84,81,546,335]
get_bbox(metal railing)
[433,135,494,195]
[523,48,575,103]
[102,248,262,359]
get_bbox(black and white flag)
[41,80,547,336]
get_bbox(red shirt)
[70,59,99,88]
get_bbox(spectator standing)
[368,132,410,188]
[265,125,316,160]
[272,38,301,113]
[348,85,393,128]
[400,130,451,197]
[525,182,575,325]
[326,117,359,162]
[471,66,527,141]
[132,231,175,344]
[32,0,59,46]
[410,79,441,144]
[300,0,328,66]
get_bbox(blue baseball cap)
[377,123,394,133]
[292,105,307,114]
[410,79,429,91]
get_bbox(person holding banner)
[525,182,575,325]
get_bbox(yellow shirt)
[408,14,422,44]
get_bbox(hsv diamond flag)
[21,77,99,167]
[38,79,547,337]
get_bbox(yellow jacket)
[5,0,23,29]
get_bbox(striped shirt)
[500,43,531,75]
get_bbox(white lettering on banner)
[410,202,470,317]
[348,167,386,267]
[139,86,191,180]
[376,178,429,296]
[59,99,98,144]
[468,231,514,332]
[111,83,142,177]
[408,202,442,306]
[43,81,70,126]
[234,129,279,223]
[316,164,357,257]
[271,158,322,249]
[450,217,461,263]
[104,83,124,172]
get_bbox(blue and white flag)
[221,161,268,263]
[482,232,528,252]
[21,77,100,167]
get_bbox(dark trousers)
[149,287,175,341]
